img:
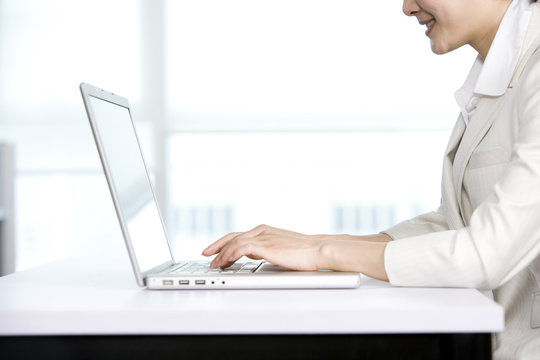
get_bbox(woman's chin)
[430,40,461,55]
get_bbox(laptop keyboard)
[168,261,263,275]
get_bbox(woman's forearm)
[318,239,389,282]
[314,233,393,243]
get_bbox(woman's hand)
[202,224,390,281]
[202,224,325,271]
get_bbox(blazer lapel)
[442,114,467,229]
[451,96,507,219]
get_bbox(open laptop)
[80,82,361,289]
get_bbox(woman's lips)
[425,19,435,36]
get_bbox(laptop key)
[238,269,255,273]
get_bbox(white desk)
[0,256,504,359]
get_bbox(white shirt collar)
[475,0,534,96]
[454,0,534,124]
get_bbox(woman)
[203,0,540,358]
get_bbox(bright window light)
[1,1,476,270]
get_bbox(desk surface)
[0,256,504,336]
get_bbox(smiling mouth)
[425,19,435,36]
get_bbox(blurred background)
[0,0,476,273]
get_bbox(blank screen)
[89,96,171,272]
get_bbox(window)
[0,0,142,270]
[0,1,476,270]
[166,0,475,131]
[167,131,449,259]
[163,1,475,258]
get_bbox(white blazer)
[383,2,540,359]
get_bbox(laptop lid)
[80,83,174,286]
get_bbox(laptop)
[79,82,361,289]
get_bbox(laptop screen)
[88,95,172,272]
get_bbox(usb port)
[162,280,173,286]
[179,280,190,285]
[195,280,206,285]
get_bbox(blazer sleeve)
[384,49,540,290]
[382,206,450,240]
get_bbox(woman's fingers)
[203,224,317,269]
[202,224,273,256]
[201,231,241,256]
[209,231,320,271]
[210,232,260,267]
